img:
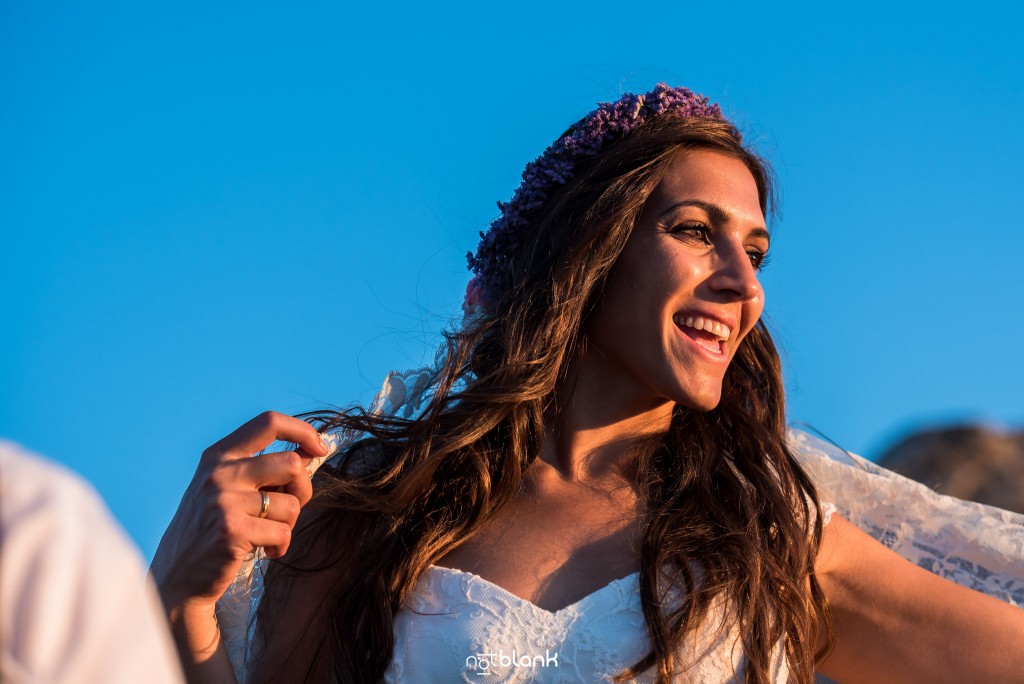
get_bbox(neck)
[536,348,675,485]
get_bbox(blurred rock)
[877,425,1024,514]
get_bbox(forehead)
[646,150,765,225]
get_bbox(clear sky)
[2,1,1022,559]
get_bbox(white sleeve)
[0,441,185,684]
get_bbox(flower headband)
[464,83,726,316]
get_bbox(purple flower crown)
[464,83,726,316]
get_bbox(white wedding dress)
[217,369,1024,683]
[380,560,795,683]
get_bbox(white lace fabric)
[383,565,784,683]
[215,369,1024,681]
[789,430,1024,607]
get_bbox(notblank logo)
[466,649,560,676]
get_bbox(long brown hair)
[254,115,833,683]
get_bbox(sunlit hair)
[251,115,834,684]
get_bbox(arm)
[150,412,328,684]
[814,514,1024,683]
[158,599,235,684]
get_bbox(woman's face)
[584,149,768,412]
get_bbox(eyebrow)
[659,199,770,245]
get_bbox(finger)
[207,452,314,507]
[204,412,328,464]
[277,468,314,508]
[247,452,314,508]
[238,451,309,491]
[243,518,294,558]
[247,490,301,527]
[303,435,340,479]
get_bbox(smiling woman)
[588,151,768,412]
[149,84,1024,684]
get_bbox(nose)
[708,242,763,303]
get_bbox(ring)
[258,490,270,519]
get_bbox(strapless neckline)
[425,564,643,617]
[384,561,770,682]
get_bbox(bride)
[151,84,1024,683]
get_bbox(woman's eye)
[748,250,772,271]
[672,222,711,243]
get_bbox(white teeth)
[674,314,731,341]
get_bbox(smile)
[672,315,730,358]
[674,315,731,341]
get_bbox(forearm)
[165,600,239,684]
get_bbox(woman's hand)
[149,412,329,681]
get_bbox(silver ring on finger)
[258,490,271,519]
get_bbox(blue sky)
[2,1,1022,559]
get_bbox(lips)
[672,312,732,358]
[676,324,725,355]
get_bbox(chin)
[693,397,722,412]
[677,387,723,412]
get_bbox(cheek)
[735,304,765,353]
[752,286,767,321]
[664,250,706,286]
[749,295,766,323]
